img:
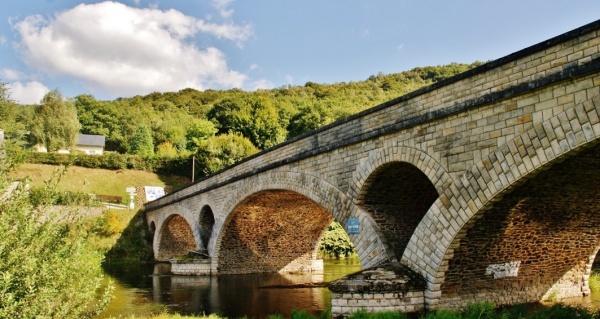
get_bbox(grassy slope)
[10,163,191,203]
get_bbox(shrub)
[0,143,112,318]
[318,221,356,258]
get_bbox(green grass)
[10,163,190,203]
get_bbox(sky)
[0,1,599,104]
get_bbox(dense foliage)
[1,62,483,180]
[0,141,112,318]
[30,90,81,152]
[319,221,356,258]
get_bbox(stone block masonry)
[147,19,600,312]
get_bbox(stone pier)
[328,263,426,316]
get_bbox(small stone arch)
[403,95,600,308]
[148,221,156,241]
[156,213,198,261]
[198,205,215,252]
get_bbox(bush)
[318,221,356,258]
[28,186,100,207]
[23,151,194,176]
[0,144,112,318]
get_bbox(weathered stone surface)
[329,263,426,294]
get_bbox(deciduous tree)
[31,90,81,152]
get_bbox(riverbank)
[103,302,600,319]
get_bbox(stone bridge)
[145,19,600,311]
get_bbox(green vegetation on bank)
[104,303,600,319]
[0,143,112,318]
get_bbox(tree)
[194,132,258,175]
[186,119,217,151]
[31,90,81,152]
[208,97,286,150]
[0,141,112,318]
[129,124,154,156]
[318,221,356,258]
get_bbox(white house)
[75,134,106,155]
[36,134,106,155]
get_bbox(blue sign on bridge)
[347,218,360,234]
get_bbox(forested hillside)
[1,62,482,177]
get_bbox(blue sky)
[0,0,599,104]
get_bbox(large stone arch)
[211,170,391,274]
[403,94,600,308]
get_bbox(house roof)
[77,134,105,147]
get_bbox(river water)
[98,258,362,318]
[98,259,600,318]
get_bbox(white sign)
[485,261,521,279]
[144,186,165,201]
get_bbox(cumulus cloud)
[11,1,254,98]
[8,81,49,104]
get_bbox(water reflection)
[99,258,362,318]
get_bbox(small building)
[35,134,106,155]
[75,134,106,155]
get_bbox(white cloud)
[285,75,294,84]
[247,79,273,91]
[12,1,254,98]
[8,81,49,104]
[212,0,234,19]
[0,35,6,46]
[1,68,26,81]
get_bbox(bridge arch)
[350,146,453,261]
[198,205,215,252]
[156,213,198,261]
[404,95,600,308]
[350,146,454,202]
[212,171,391,274]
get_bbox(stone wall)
[332,291,424,316]
[171,259,212,276]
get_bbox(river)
[98,258,362,318]
[98,259,600,318]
